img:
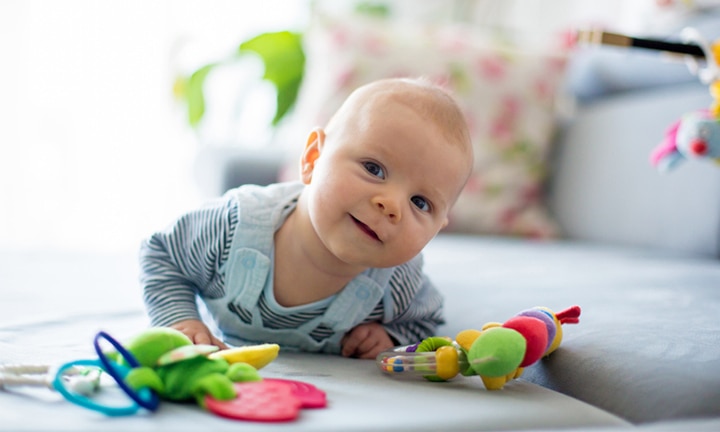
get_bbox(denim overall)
[203,182,395,354]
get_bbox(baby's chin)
[333,251,408,270]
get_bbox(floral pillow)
[286,13,570,238]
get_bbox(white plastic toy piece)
[0,363,101,395]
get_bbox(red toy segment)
[502,316,548,367]
[205,381,302,422]
[204,379,327,422]
[555,305,581,324]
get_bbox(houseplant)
[171,2,391,134]
[172,30,306,131]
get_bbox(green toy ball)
[468,327,526,378]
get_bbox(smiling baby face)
[299,78,473,269]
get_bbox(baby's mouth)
[351,216,381,242]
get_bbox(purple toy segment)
[516,309,556,351]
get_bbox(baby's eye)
[411,196,431,212]
[363,161,385,179]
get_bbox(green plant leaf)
[185,63,217,127]
[354,2,390,17]
[238,31,305,125]
[178,31,305,130]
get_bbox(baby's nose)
[372,195,402,222]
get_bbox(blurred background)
[0,0,310,253]
[1,0,715,253]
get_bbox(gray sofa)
[2,63,720,431]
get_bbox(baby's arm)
[343,259,445,359]
[140,198,232,342]
[381,267,446,347]
[341,322,395,359]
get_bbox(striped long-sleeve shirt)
[139,182,445,348]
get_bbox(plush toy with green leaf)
[107,327,279,407]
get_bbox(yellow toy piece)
[710,81,720,117]
[208,344,280,370]
[434,345,460,381]
[480,369,521,391]
[481,322,502,331]
[455,329,481,351]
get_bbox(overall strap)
[229,183,299,257]
[223,183,303,308]
[320,267,395,332]
[226,248,271,310]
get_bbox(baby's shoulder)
[385,254,426,291]
[226,181,303,203]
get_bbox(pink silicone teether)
[265,379,327,408]
[205,381,301,422]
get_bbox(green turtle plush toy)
[107,327,279,407]
[49,328,324,421]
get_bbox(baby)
[140,77,473,359]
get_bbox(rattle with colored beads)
[376,305,581,390]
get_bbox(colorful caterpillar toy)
[376,305,581,390]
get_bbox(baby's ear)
[300,128,325,184]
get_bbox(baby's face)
[302,100,471,269]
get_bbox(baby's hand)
[341,322,394,359]
[170,319,228,349]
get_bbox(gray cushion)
[2,235,719,429]
[426,235,720,423]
